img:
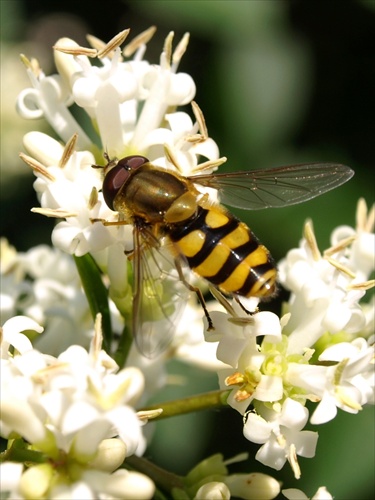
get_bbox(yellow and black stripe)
[169,205,277,298]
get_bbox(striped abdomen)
[168,205,277,298]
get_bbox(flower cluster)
[1,314,154,499]
[207,199,374,478]
[1,26,374,499]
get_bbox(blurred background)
[1,1,374,498]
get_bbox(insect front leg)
[209,286,257,326]
[233,295,259,316]
[174,257,215,331]
[90,217,131,227]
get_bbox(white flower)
[1,315,148,497]
[243,399,318,478]
[22,132,117,258]
[0,241,96,355]
[16,54,92,150]
[286,337,375,424]
[278,201,374,354]
[0,462,155,500]
[282,486,333,500]
[224,472,280,500]
[194,482,231,500]
[0,462,24,500]
[1,315,41,358]
[209,301,285,414]
[18,28,218,168]
[17,29,221,353]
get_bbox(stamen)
[19,152,55,181]
[288,443,301,480]
[163,31,174,68]
[53,41,97,58]
[191,101,208,139]
[366,203,375,233]
[356,198,375,233]
[347,280,375,291]
[163,143,181,171]
[91,313,103,360]
[234,389,252,402]
[225,371,245,387]
[31,207,78,218]
[228,317,255,326]
[137,408,163,421]
[88,187,99,210]
[172,32,190,66]
[333,358,348,385]
[304,219,321,261]
[123,26,157,57]
[59,133,78,168]
[86,34,104,53]
[97,29,130,59]
[323,235,356,256]
[19,54,42,77]
[356,198,367,232]
[185,134,205,143]
[191,157,227,174]
[324,256,356,278]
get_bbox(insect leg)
[174,257,215,331]
[234,295,259,316]
[90,218,130,226]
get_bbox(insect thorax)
[114,167,189,224]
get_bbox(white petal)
[0,462,24,492]
[255,438,286,470]
[51,222,87,255]
[312,486,333,500]
[310,394,337,424]
[165,111,193,135]
[83,469,155,499]
[319,342,357,362]
[107,406,145,456]
[23,132,64,166]
[243,413,272,444]
[279,399,308,429]
[282,488,309,500]
[166,72,196,105]
[2,316,42,354]
[0,397,46,443]
[190,138,220,162]
[195,482,230,500]
[255,375,284,402]
[225,473,280,500]
[62,401,99,434]
[287,428,318,458]
[253,311,282,339]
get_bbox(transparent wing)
[189,163,354,210]
[132,223,189,358]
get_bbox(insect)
[97,155,353,357]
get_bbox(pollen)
[225,368,261,402]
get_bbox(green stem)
[1,439,46,464]
[141,389,230,419]
[126,455,184,493]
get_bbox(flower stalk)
[140,389,231,420]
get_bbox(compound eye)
[102,155,149,210]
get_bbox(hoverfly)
[97,155,353,357]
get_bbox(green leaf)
[74,254,112,352]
